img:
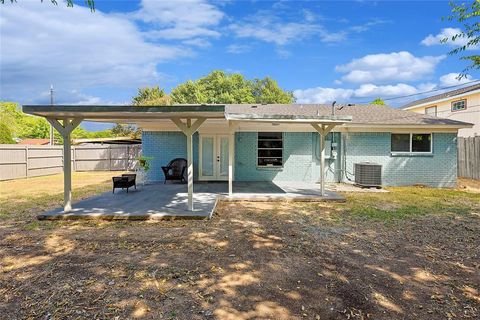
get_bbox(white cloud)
[229,11,346,46]
[294,82,434,104]
[350,19,390,33]
[135,0,224,40]
[183,38,212,47]
[421,28,478,49]
[438,73,475,87]
[294,87,354,103]
[226,44,251,54]
[0,1,190,103]
[353,83,418,98]
[336,51,444,84]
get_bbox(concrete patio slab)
[37,181,344,221]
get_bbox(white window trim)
[451,99,467,112]
[425,105,437,116]
[257,132,284,168]
[391,133,433,155]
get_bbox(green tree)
[443,0,480,77]
[0,102,18,142]
[169,80,206,104]
[1,0,95,11]
[0,122,14,144]
[111,124,141,139]
[170,70,294,104]
[252,77,295,104]
[1,101,116,143]
[132,86,172,106]
[370,98,386,105]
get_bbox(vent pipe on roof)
[331,101,336,117]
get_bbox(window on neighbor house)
[257,132,283,167]
[391,133,432,153]
[451,99,467,112]
[425,106,437,116]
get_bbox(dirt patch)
[458,178,480,193]
[1,197,479,319]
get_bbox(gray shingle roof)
[401,82,480,109]
[225,104,472,126]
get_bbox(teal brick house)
[141,104,468,189]
[23,103,471,213]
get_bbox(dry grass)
[0,175,479,319]
[0,171,122,221]
[458,178,480,193]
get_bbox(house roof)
[18,138,50,145]
[22,105,226,122]
[22,103,473,128]
[225,103,471,127]
[401,82,480,110]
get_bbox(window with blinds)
[257,132,283,167]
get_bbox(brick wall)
[343,132,457,187]
[235,132,338,182]
[142,131,199,182]
[142,131,458,187]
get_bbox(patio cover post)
[228,121,236,197]
[171,118,206,211]
[46,118,82,212]
[311,123,335,196]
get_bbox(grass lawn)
[0,173,479,319]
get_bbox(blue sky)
[1,0,479,130]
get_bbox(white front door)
[199,134,229,181]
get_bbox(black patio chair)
[112,174,136,193]
[161,158,187,184]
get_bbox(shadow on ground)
[0,198,479,319]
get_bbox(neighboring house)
[18,138,50,145]
[401,83,480,137]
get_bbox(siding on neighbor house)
[142,131,458,187]
[343,132,457,187]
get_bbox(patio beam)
[171,118,206,211]
[46,118,83,212]
[311,123,336,196]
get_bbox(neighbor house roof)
[18,138,50,145]
[401,82,480,110]
[22,103,473,128]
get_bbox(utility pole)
[49,85,55,145]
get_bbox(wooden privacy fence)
[458,136,480,180]
[0,144,141,181]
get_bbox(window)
[451,99,466,112]
[425,106,437,116]
[391,133,432,154]
[258,132,283,167]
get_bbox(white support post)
[47,118,82,212]
[63,131,73,211]
[319,131,325,196]
[171,118,206,211]
[228,122,235,197]
[186,132,194,210]
[311,123,336,197]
